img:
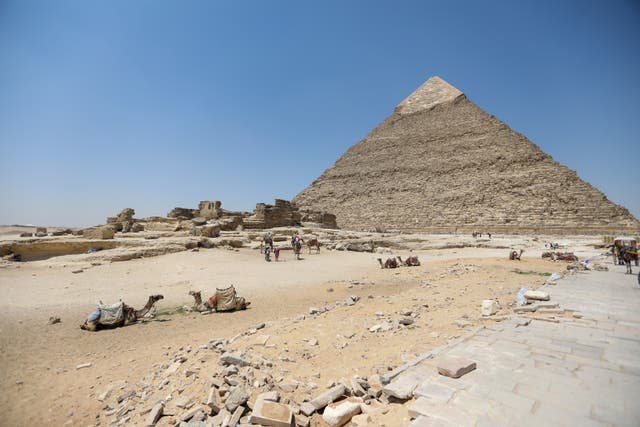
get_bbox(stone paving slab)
[400,267,640,426]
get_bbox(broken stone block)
[257,391,280,403]
[206,387,222,414]
[513,306,537,313]
[145,403,163,426]
[210,408,231,426]
[350,378,366,397]
[523,290,550,301]
[322,399,361,426]
[481,300,499,316]
[310,384,346,410]
[225,386,250,412]
[295,413,310,427]
[221,352,250,367]
[179,406,205,422]
[437,357,476,379]
[174,394,192,409]
[250,399,294,427]
[382,374,421,400]
[229,406,245,426]
[299,401,316,416]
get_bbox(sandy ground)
[0,234,603,426]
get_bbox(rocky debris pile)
[511,287,582,322]
[293,76,640,234]
[90,294,436,427]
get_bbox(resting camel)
[80,294,164,331]
[509,249,524,261]
[377,257,399,269]
[397,256,420,267]
[307,238,321,254]
[188,285,250,312]
[189,290,217,312]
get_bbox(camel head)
[149,294,164,303]
[377,258,384,268]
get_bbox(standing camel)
[307,238,321,254]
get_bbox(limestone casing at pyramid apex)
[395,75,465,115]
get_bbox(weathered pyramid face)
[294,76,640,234]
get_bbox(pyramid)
[293,76,640,234]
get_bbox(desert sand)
[0,229,603,426]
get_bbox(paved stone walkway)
[392,267,640,427]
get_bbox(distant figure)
[274,247,280,262]
[488,233,492,239]
[263,232,274,250]
[291,232,304,260]
[264,245,271,262]
[509,249,524,261]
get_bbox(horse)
[307,238,321,254]
[620,248,635,274]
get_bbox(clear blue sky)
[1,1,638,227]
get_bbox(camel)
[188,285,250,313]
[307,238,321,254]
[509,249,524,261]
[377,257,399,269]
[189,290,217,312]
[80,294,164,331]
[397,255,420,267]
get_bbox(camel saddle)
[96,301,125,326]
[214,285,246,312]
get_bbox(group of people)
[262,231,305,262]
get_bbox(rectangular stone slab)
[437,357,477,379]
[250,399,294,427]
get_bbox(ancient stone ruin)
[294,76,640,234]
[168,199,337,231]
